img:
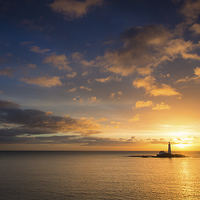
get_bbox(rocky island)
[129,142,186,158]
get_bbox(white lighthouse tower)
[168,142,171,154]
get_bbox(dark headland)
[129,142,186,158]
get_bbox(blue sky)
[1,0,200,151]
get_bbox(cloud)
[88,96,101,103]
[0,100,19,108]
[98,118,107,122]
[0,101,101,135]
[71,52,83,61]
[82,24,200,77]
[45,111,52,116]
[0,67,15,77]
[110,93,115,98]
[20,75,62,87]
[95,76,122,83]
[162,39,200,60]
[189,23,200,34]
[176,66,200,83]
[66,71,77,78]
[129,114,140,122]
[29,46,50,54]
[152,102,171,110]
[134,101,153,108]
[73,96,84,103]
[82,71,89,76]
[180,0,200,24]
[194,66,200,76]
[27,64,37,69]
[49,0,103,20]
[0,134,139,145]
[134,100,171,110]
[94,24,173,76]
[22,20,48,32]
[80,86,92,91]
[69,87,77,92]
[43,54,71,71]
[133,76,181,96]
[150,84,181,96]
[75,130,103,135]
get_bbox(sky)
[1,0,200,151]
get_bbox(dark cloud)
[0,107,100,131]
[0,99,102,146]
[0,128,55,137]
[75,130,103,135]
[0,134,139,145]
[0,100,19,108]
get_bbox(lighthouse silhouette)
[168,142,171,154]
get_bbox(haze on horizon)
[1,0,200,151]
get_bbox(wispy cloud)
[29,46,50,54]
[176,67,200,83]
[80,86,92,91]
[69,87,77,92]
[27,64,37,69]
[0,67,15,77]
[95,76,122,83]
[88,96,101,103]
[49,0,103,20]
[66,71,77,78]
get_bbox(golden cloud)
[80,86,92,91]
[129,114,140,122]
[152,102,171,110]
[135,101,153,108]
[176,67,200,83]
[20,75,62,87]
[43,54,71,71]
[69,87,77,92]
[133,76,181,96]
[88,96,101,103]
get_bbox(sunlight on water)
[0,151,200,200]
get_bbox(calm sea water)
[0,151,200,200]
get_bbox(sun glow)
[170,131,190,137]
[175,143,191,148]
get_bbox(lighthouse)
[168,142,171,154]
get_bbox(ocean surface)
[0,151,200,200]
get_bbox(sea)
[0,151,200,200]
